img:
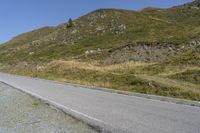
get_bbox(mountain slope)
[0,0,200,101]
[1,1,200,64]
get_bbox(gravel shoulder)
[0,82,98,133]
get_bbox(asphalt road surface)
[0,73,200,133]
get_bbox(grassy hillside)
[0,0,200,101]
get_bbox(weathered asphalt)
[0,73,200,133]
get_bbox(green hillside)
[0,0,200,101]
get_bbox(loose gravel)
[0,82,98,133]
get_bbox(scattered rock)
[148,81,155,88]
[36,65,44,71]
[29,52,34,55]
[85,49,102,55]
[111,24,126,34]
[96,26,105,31]
[85,50,94,55]
[189,40,200,47]
[104,42,185,64]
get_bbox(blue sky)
[0,0,192,44]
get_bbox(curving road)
[0,72,200,133]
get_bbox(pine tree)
[67,18,73,28]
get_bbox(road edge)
[33,76,200,108]
[1,72,200,108]
[0,81,113,133]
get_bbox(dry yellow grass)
[45,60,200,90]
[46,60,149,73]
[139,75,200,92]
[158,66,200,76]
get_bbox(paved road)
[0,73,200,133]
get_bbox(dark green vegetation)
[0,0,200,100]
[168,69,200,85]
